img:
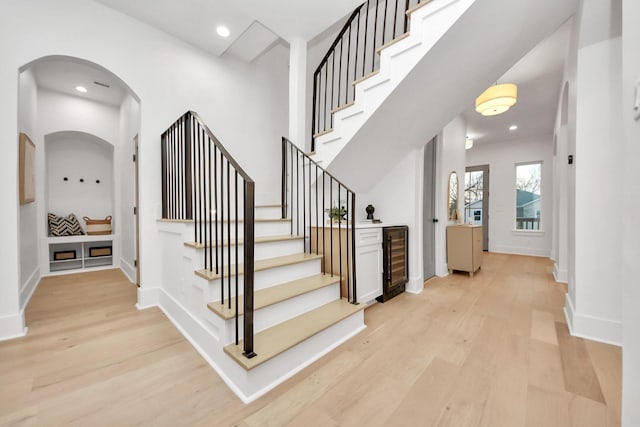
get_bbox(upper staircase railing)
[311,0,428,151]
[281,137,358,304]
[161,111,256,359]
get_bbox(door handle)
[432,218,439,223]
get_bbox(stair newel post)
[161,132,167,219]
[351,191,358,304]
[243,180,257,359]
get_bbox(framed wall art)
[19,132,35,205]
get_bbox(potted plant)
[325,205,347,223]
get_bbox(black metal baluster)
[351,192,357,303]
[227,159,231,310]
[235,171,239,344]
[346,190,351,302]
[363,0,370,78]
[404,0,410,33]
[383,0,389,45]
[312,73,318,151]
[213,144,218,275]
[281,138,286,219]
[339,38,343,108]
[372,0,379,73]
[185,115,193,221]
[354,10,360,82]
[322,171,326,274]
[243,181,256,358]
[323,64,328,132]
[303,152,306,250]
[346,25,351,104]
[220,151,224,304]
[207,129,212,276]
[338,185,343,300]
[330,179,334,276]
[330,53,335,126]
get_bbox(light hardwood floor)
[0,254,621,426]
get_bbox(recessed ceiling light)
[509,125,518,131]
[216,26,230,38]
[75,86,87,93]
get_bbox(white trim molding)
[136,287,161,310]
[0,312,27,341]
[20,266,40,309]
[553,263,568,283]
[564,294,622,347]
[490,245,550,258]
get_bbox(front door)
[423,137,436,280]
[464,164,489,251]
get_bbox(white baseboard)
[139,286,366,403]
[564,294,622,347]
[120,259,136,284]
[0,312,27,341]
[490,245,550,258]
[553,264,568,283]
[136,287,161,310]
[20,266,40,310]
[405,275,424,294]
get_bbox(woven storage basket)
[83,216,112,235]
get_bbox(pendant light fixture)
[475,83,517,116]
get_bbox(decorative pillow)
[48,213,85,236]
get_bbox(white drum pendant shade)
[475,83,517,116]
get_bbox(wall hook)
[63,177,68,181]
[80,178,84,183]
[96,179,100,184]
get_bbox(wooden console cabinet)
[446,225,482,277]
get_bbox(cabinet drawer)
[355,228,382,247]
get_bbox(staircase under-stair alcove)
[310,0,578,192]
[153,112,364,403]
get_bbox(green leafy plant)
[325,205,347,222]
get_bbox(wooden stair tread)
[207,274,340,319]
[184,234,303,249]
[224,299,364,370]
[352,70,379,87]
[376,32,410,54]
[195,253,323,281]
[330,102,355,114]
[256,204,281,208]
[406,0,434,15]
[313,128,334,138]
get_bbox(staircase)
[157,112,364,403]
[310,0,578,191]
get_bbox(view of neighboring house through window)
[515,162,542,230]
[464,171,483,225]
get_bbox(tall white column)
[288,37,307,150]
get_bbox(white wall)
[0,0,288,338]
[621,0,640,423]
[559,0,623,347]
[119,93,141,282]
[17,70,39,321]
[45,132,114,226]
[435,116,467,276]
[359,148,424,293]
[466,136,554,257]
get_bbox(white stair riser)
[314,0,475,166]
[238,311,365,400]
[218,282,341,344]
[255,206,283,220]
[171,220,291,241]
[186,238,303,265]
[196,258,323,297]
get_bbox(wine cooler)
[376,226,408,302]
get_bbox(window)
[464,171,484,224]
[515,162,541,230]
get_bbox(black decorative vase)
[365,204,375,220]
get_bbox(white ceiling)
[30,58,127,107]
[462,19,572,145]
[94,0,362,58]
